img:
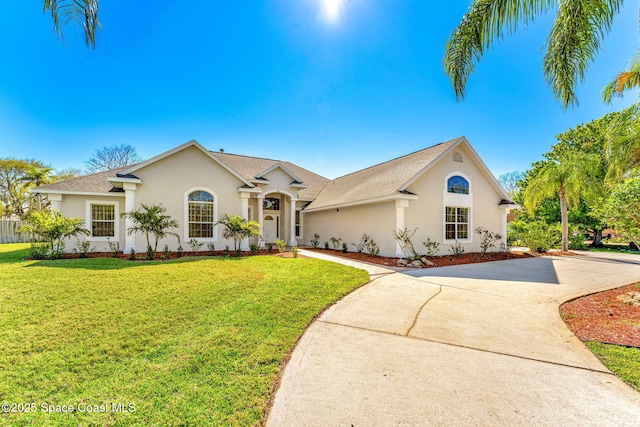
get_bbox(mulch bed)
[52,249,300,261]
[561,283,640,348]
[304,248,533,268]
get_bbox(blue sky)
[0,1,637,179]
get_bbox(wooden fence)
[0,220,34,243]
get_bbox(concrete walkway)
[267,251,640,426]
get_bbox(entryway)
[263,214,279,243]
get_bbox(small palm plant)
[19,210,89,258]
[121,204,180,257]
[215,214,261,254]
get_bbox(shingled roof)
[305,137,463,211]
[210,152,329,200]
[35,166,132,194]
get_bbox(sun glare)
[320,0,344,23]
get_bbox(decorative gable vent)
[453,152,463,162]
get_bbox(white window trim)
[184,187,218,243]
[85,200,120,242]
[443,206,473,244]
[295,209,302,238]
[445,171,472,195]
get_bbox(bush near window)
[475,227,502,256]
[18,210,89,259]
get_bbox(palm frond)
[603,46,640,103]
[444,0,554,101]
[543,0,624,109]
[42,0,100,48]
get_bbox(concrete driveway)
[267,251,640,426]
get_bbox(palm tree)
[444,0,629,109]
[603,48,640,103]
[43,0,100,48]
[20,165,54,212]
[121,204,180,254]
[215,214,261,253]
[604,104,640,183]
[523,152,602,251]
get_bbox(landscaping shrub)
[107,238,121,258]
[188,238,203,252]
[324,241,329,250]
[310,233,320,248]
[176,245,183,258]
[341,242,348,253]
[274,239,287,253]
[28,242,50,260]
[509,219,561,253]
[422,238,440,256]
[448,241,465,257]
[352,233,371,253]
[365,238,380,257]
[72,239,94,258]
[475,227,502,256]
[329,237,342,250]
[129,248,136,260]
[250,243,259,255]
[392,227,420,259]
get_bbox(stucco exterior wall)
[403,145,506,255]
[303,201,397,255]
[303,145,507,257]
[126,146,246,251]
[57,193,126,252]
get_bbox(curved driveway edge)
[267,252,640,426]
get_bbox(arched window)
[188,190,214,238]
[447,175,469,195]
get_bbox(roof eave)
[303,193,418,213]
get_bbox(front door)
[263,214,279,243]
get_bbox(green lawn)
[0,244,369,426]
[586,341,640,392]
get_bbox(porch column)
[288,198,298,247]
[257,195,264,247]
[395,199,410,257]
[240,192,251,251]
[500,209,508,248]
[123,183,137,252]
[48,193,63,212]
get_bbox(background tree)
[497,170,525,199]
[84,144,143,174]
[0,158,51,219]
[444,0,632,108]
[523,152,602,251]
[604,104,640,183]
[598,173,640,249]
[43,0,100,48]
[54,168,83,181]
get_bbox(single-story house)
[35,137,517,257]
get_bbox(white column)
[288,198,298,247]
[240,192,250,251]
[395,199,410,257]
[48,193,63,212]
[123,183,137,252]
[501,209,508,248]
[257,195,264,247]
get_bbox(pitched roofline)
[328,138,456,181]
[398,136,512,201]
[211,151,285,163]
[255,163,302,183]
[122,140,254,187]
[32,189,125,197]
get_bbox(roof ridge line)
[330,137,461,180]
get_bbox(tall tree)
[497,170,525,199]
[598,172,640,249]
[43,0,100,48]
[444,0,630,109]
[604,104,640,183]
[0,158,50,219]
[84,144,143,174]
[523,152,602,251]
